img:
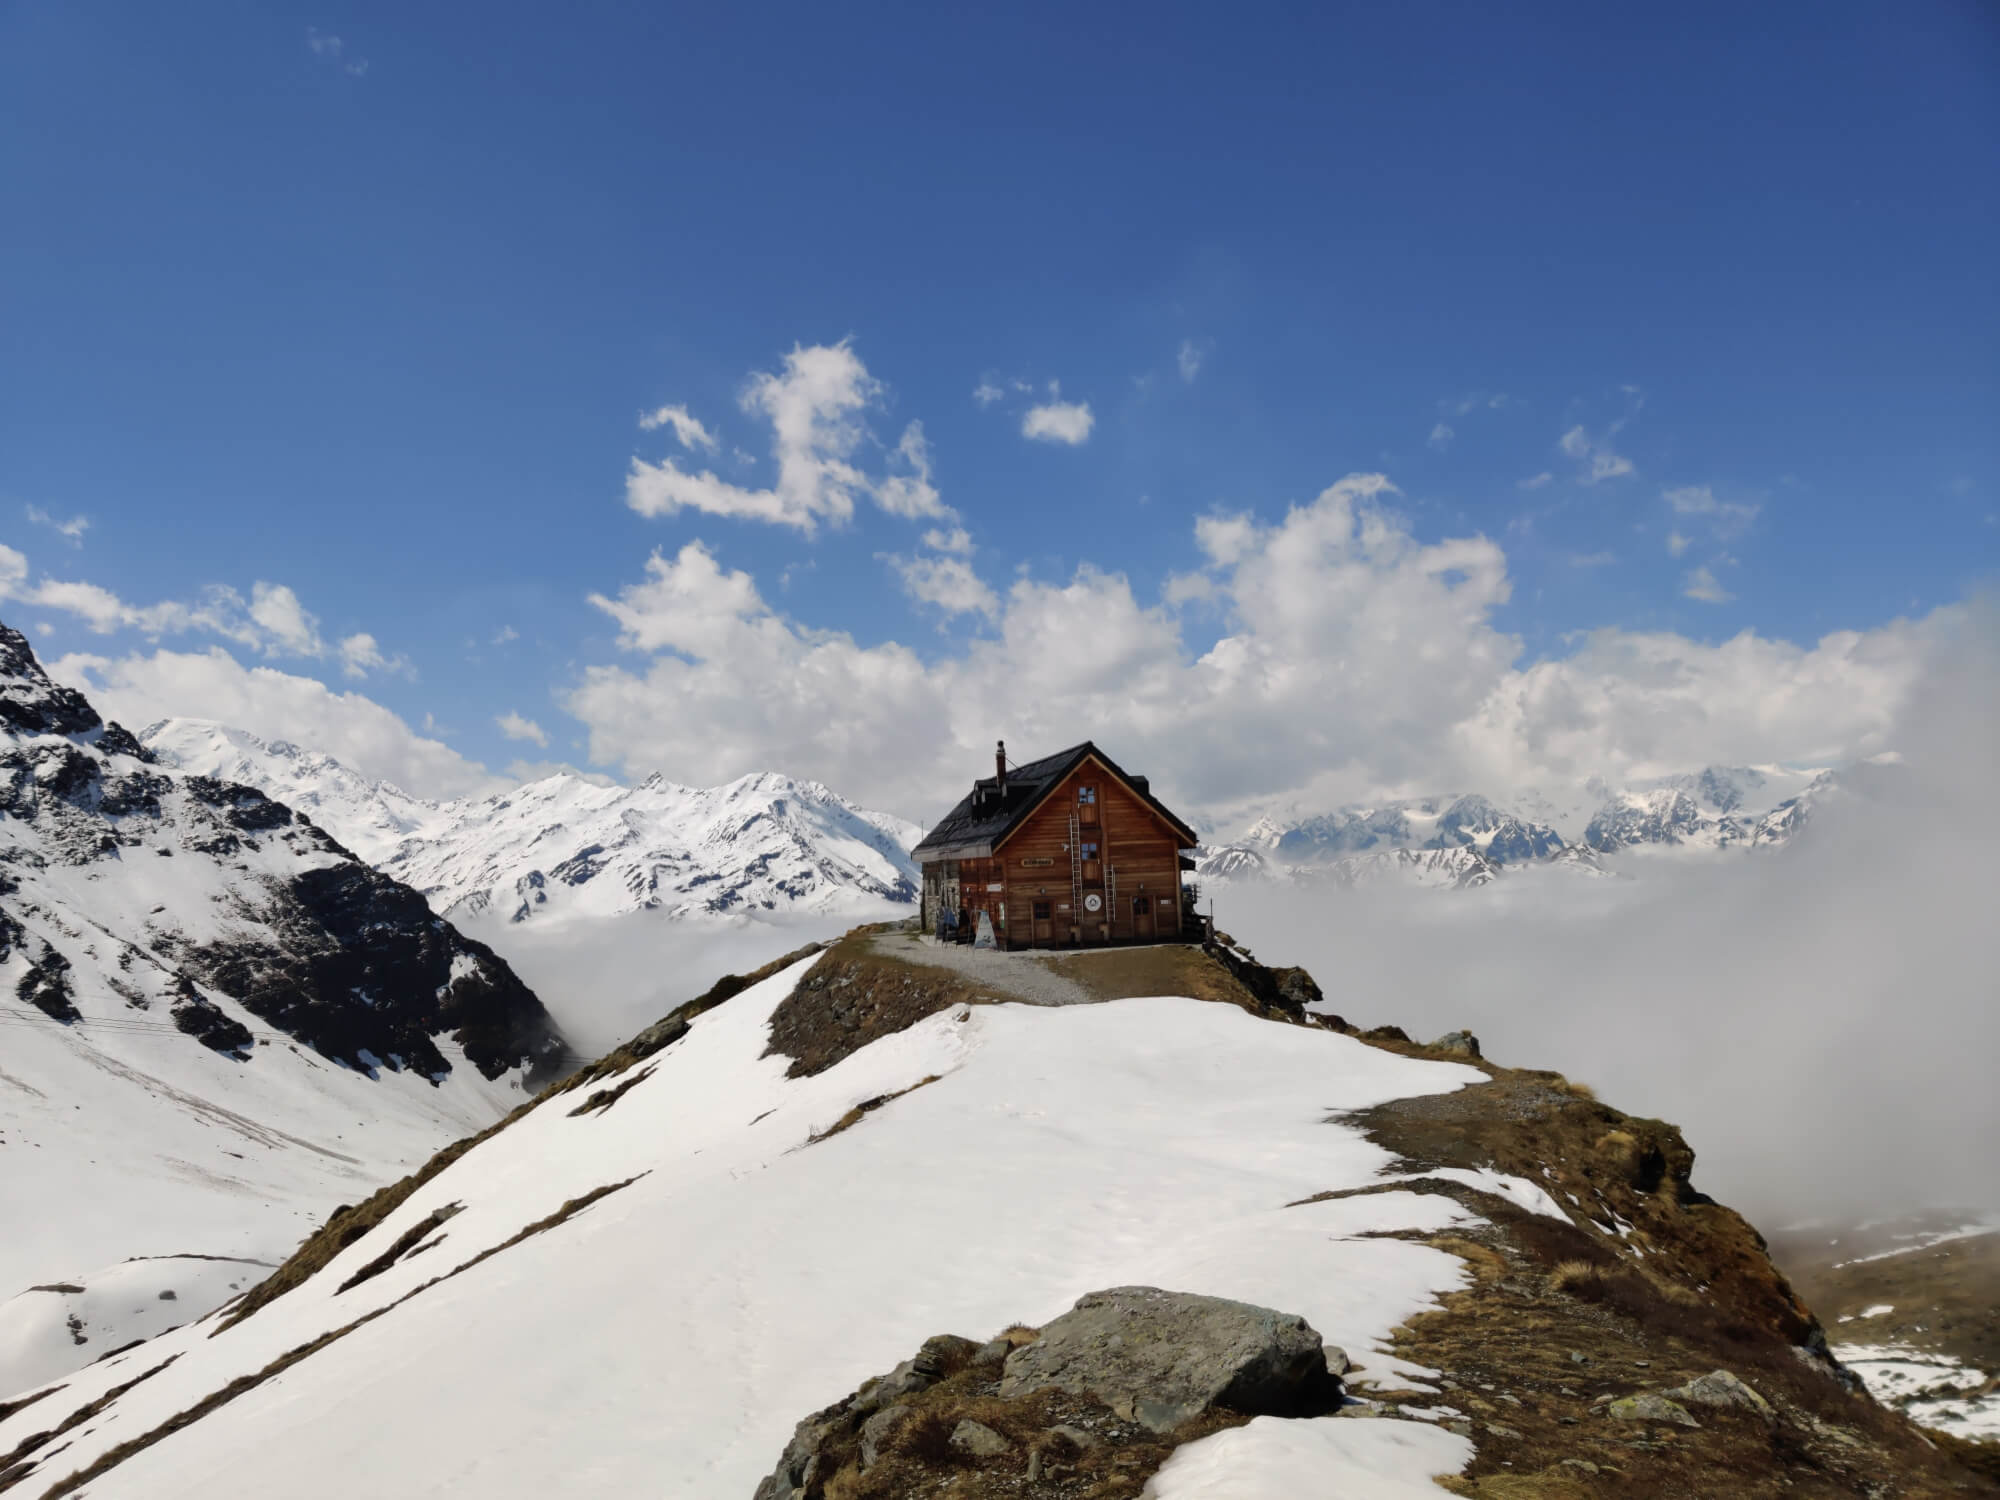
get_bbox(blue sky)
[1,1,1993,818]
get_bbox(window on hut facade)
[1078,785,1099,824]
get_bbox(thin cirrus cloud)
[306,27,368,76]
[24,506,89,544]
[1557,424,1635,484]
[1682,565,1733,604]
[1663,483,1759,540]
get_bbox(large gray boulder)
[997,1285,1328,1433]
[1665,1369,1772,1417]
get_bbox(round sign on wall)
[1083,892,1103,913]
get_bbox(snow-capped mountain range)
[1195,764,1842,890]
[0,622,566,1358]
[142,719,924,926]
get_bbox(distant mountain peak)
[146,721,925,927]
[1198,763,1837,891]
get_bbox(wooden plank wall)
[995,758,1185,948]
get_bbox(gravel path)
[869,934,1094,1007]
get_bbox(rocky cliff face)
[0,621,564,1084]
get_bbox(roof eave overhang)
[913,840,995,863]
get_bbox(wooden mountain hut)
[912,741,1200,950]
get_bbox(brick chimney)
[995,739,1007,794]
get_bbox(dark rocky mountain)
[0,620,565,1085]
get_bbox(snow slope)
[0,953,1509,1496]
[144,718,924,924]
[0,624,562,1360]
[0,1255,273,1402]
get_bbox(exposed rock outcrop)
[996,1285,1332,1433]
[752,1289,1343,1499]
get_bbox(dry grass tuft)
[804,1076,942,1145]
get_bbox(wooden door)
[1033,901,1053,945]
[1079,888,1107,941]
[1132,895,1155,941]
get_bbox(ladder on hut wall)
[1069,810,1082,944]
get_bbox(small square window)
[1081,841,1099,858]
[1078,786,1097,804]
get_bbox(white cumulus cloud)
[563,471,1949,826]
[1022,399,1094,446]
[51,647,500,800]
[886,553,1001,621]
[496,711,549,747]
[626,342,954,534]
[637,403,719,453]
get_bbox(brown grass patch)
[0,1357,176,1492]
[1039,944,1261,1012]
[565,1062,656,1117]
[335,1202,462,1294]
[765,936,983,1078]
[804,1076,942,1145]
[1318,1067,1999,1497]
[0,1384,63,1432]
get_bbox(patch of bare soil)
[764,933,1321,1080]
[1036,944,1266,1013]
[765,932,985,1077]
[1318,1068,1998,1497]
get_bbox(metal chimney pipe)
[996,739,1007,793]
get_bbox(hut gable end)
[912,740,1197,951]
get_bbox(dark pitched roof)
[911,741,1197,862]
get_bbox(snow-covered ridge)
[0,951,1495,1497]
[143,719,924,925]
